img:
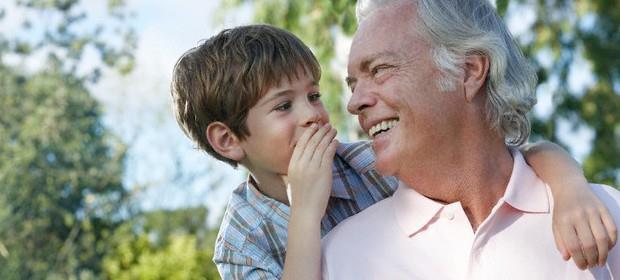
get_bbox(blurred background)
[0,0,618,279]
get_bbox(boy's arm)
[520,141,618,269]
[214,251,279,280]
[281,124,338,280]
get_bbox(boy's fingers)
[601,207,618,248]
[575,221,598,268]
[321,138,339,168]
[312,127,337,164]
[301,124,331,163]
[291,123,319,164]
[553,225,570,260]
[589,216,609,266]
[562,226,587,269]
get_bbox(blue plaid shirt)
[213,141,398,279]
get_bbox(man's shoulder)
[590,183,620,214]
[591,183,620,196]
[322,193,395,250]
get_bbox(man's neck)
[398,134,514,232]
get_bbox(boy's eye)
[308,92,322,102]
[274,101,292,111]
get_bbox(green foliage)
[0,62,127,278]
[496,0,509,17]
[524,0,620,186]
[102,208,220,280]
[227,0,619,187]
[0,0,205,279]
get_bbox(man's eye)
[371,65,391,77]
[274,101,292,111]
[308,92,322,102]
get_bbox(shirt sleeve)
[214,247,280,280]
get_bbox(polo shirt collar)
[393,182,445,236]
[502,149,550,213]
[392,149,550,237]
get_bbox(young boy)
[171,25,616,279]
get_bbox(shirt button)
[445,211,455,220]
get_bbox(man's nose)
[347,84,375,115]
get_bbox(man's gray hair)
[357,0,537,145]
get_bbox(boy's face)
[239,72,330,180]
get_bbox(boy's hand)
[552,176,617,269]
[284,123,338,222]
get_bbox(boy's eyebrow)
[258,90,294,107]
[258,79,319,106]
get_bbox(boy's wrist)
[549,172,589,197]
[289,208,324,225]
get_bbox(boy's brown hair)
[171,25,321,167]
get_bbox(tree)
[0,61,128,278]
[523,0,620,186]
[102,207,220,280]
[0,0,136,278]
[225,0,619,187]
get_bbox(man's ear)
[463,54,490,103]
[206,122,245,162]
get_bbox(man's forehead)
[350,3,417,49]
[357,0,416,29]
[350,51,400,68]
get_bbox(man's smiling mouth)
[369,119,399,138]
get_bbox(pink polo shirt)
[321,151,620,279]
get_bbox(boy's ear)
[463,54,490,103]
[206,122,245,162]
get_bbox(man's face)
[346,2,464,177]
[239,72,330,180]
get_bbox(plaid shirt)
[213,141,398,279]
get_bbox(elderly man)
[321,0,620,279]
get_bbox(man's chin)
[374,157,397,177]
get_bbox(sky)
[1,0,600,225]
[88,0,257,225]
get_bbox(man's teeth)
[369,119,398,137]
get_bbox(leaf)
[497,0,509,17]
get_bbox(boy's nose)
[299,104,323,127]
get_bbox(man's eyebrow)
[346,51,400,88]
[358,51,400,72]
